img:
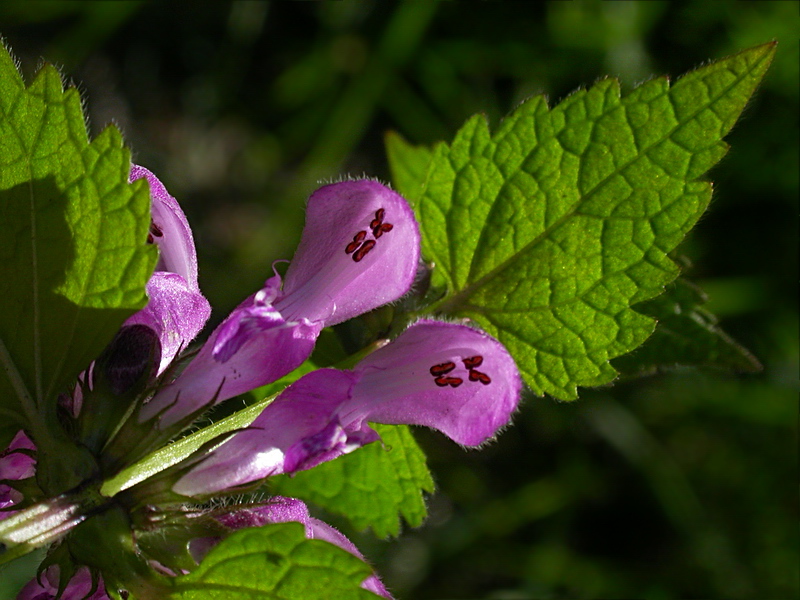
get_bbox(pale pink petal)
[130,165,199,290]
[276,180,420,326]
[123,272,211,373]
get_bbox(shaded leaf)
[270,424,434,538]
[0,42,156,433]
[612,278,761,376]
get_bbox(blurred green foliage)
[0,1,796,598]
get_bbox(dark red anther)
[370,208,386,229]
[429,361,456,376]
[147,221,163,244]
[463,355,483,369]
[373,222,394,238]
[345,230,368,254]
[434,375,463,388]
[352,239,376,262]
[468,369,491,385]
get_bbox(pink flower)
[0,431,36,516]
[143,180,421,427]
[16,566,108,600]
[174,320,521,496]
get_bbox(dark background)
[1,1,796,598]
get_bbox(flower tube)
[143,180,420,427]
[174,320,521,496]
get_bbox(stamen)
[370,208,386,229]
[373,223,394,238]
[345,230,368,254]
[352,240,376,262]
[430,361,456,376]
[468,369,491,385]
[463,355,483,369]
[434,375,463,388]
[147,221,164,245]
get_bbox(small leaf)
[169,522,379,599]
[392,43,775,399]
[270,424,435,538]
[0,42,156,431]
[612,278,762,376]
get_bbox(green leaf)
[0,42,156,432]
[385,130,434,201]
[612,278,762,376]
[270,424,435,538]
[391,43,775,399]
[169,522,379,599]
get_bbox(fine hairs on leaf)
[388,43,775,400]
[0,40,157,448]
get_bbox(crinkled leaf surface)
[612,278,762,376]
[169,522,379,599]
[0,43,156,431]
[270,424,434,538]
[389,43,775,399]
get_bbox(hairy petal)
[276,180,420,326]
[142,278,320,427]
[353,319,522,446]
[172,370,371,495]
[174,320,520,496]
[130,165,199,290]
[124,272,210,373]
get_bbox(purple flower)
[0,431,36,516]
[123,272,211,375]
[67,166,210,416]
[173,320,521,496]
[130,165,200,292]
[126,166,210,373]
[16,566,108,600]
[142,180,420,427]
[189,497,391,599]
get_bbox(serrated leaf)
[169,522,379,600]
[0,43,156,431]
[612,278,762,376]
[270,424,434,538]
[393,43,774,399]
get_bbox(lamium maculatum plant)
[0,38,772,599]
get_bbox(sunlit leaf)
[390,43,775,399]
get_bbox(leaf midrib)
[434,54,764,315]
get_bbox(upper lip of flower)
[130,164,201,291]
